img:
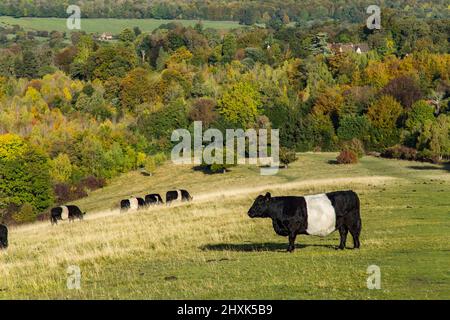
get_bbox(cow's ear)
[265,192,271,200]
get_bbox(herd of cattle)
[120,189,193,212]
[1,189,362,252]
[0,189,194,249]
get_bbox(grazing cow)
[67,205,85,222]
[145,194,164,205]
[0,224,8,249]
[50,205,85,224]
[166,189,193,205]
[247,191,362,252]
[120,199,131,212]
[137,197,146,209]
[120,197,145,212]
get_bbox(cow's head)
[248,192,271,218]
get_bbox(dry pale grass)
[0,173,392,298]
[1,154,448,299]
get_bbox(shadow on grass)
[407,163,450,172]
[201,242,338,252]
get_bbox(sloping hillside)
[1,153,449,299]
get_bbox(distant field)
[1,153,449,299]
[0,16,241,34]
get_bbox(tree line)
[0,0,448,23]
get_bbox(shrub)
[198,148,235,174]
[341,138,365,159]
[53,182,88,204]
[381,145,418,160]
[14,203,35,223]
[279,147,298,168]
[78,176,106,191]
[144,157,156,173]
[417,149,440,164]
[336,150,358,164]
[153,152,167,166]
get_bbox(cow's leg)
[349,225,361,249]
[287,234,297,252]
[338,226,348,250]
[349,213,362,249]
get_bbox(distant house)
[99,32,113,41]
[327,43,369,54]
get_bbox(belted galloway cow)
[51,205,85,225]
[248,191,362,252]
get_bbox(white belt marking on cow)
[129,197,139,210]
[176,190,182,202]
[304,194,336,237]
[61,206,69,220]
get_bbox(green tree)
[417,115,450,162]
[15,50,39,79]
[119,28,136,43]
[367,95,403,130]
[338,115,371,142]
[120,68,151,111]
[218,81,262,128]
[406,100,435,132]
[0,136,53,218]
[50,153,73,183]
[222,33,237,63]
[87,46,138,80]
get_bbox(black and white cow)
[166,189,193,205]
[50,205,85,225]
[145,194,164,206]
[0,224,8,249]
[120,197,146,212]
[248,191,362,252]
[137,197,146,208]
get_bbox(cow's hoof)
[337,246,345,250]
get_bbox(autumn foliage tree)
[218,81,261,128]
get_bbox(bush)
[153,152,167,166]
[279,147,298,168]
[198,148,235,174]
[144,157,156,173]
[336,150,358,164]
[14,203,35,223]
[341,138,365,159]
[417,149,440,164]
[53,182,88,205]
[381,145,418,160]
[78,176,106,191]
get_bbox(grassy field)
[0,16,240,34]
[0,153,449,299]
